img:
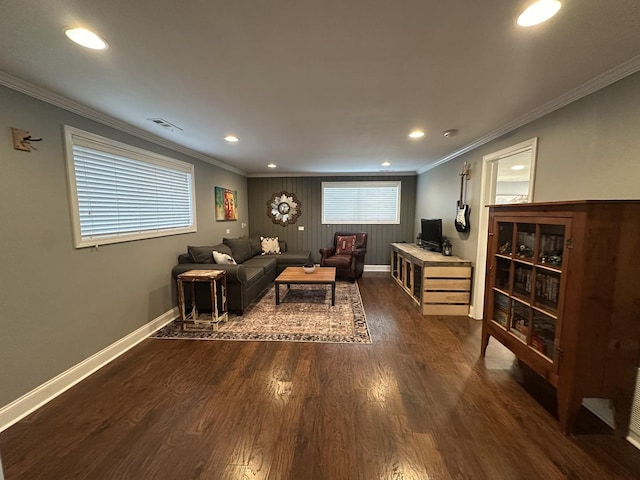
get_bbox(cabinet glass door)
[531,309,557,361]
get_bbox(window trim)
[321,180,401,224]
[64,125,197,248]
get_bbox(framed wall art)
[215,186,238,221]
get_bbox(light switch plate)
[298,226,305,231]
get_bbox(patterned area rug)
[150,281,371,344]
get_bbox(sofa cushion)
[261,236,281,255]
[248,235,263,257]
[243,256,277,274]
[213,251,237,264]
[188,246,215,264]
[212,243,233,257]
[223,237,252,264]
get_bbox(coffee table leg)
[275,282,280,305]
[331,282,335,306]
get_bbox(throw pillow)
[248,235,263,257]
[223,237,252,264]
[260,236,281,255]
[213,250,237,265]
[188,246,215,264]
[335,235,357,255]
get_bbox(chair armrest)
[319,246,336,261]
[351,247,367,257]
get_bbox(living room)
[1,1,640,478]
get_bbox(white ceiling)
[1,0,639,175]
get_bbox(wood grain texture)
[1,273,640,479]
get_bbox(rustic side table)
[177,269,228,331]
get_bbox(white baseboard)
[364,265,390,272]
[0,307,178,433]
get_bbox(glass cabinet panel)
[538,224,565,268]
[513,264,533,299]
[497,222,514,256]
[532,310,556,360]
[510,300,530,342]
[534,270,561,311]
[495,257,511,291]
[492,291,509,328]
[515,223,535,260]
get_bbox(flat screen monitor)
[421,218,443,252]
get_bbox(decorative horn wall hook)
[11,127,43,152]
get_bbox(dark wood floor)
[2,273,640,479]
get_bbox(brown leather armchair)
[319,232,368,282]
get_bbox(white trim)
[628,434,640,450]
[364,265,390,272]
[471,138,538,320]
[0,72,245,176]
[416,55,640,174]
[248,171,417,178]
[0,308,178,433]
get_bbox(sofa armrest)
[171,263,248,283]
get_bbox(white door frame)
[471,137,538,319]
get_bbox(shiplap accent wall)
[247,175,416,265]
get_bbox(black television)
[420,218,443,252]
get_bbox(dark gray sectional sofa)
[172,236,312,314]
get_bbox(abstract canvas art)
[215,186,238,221]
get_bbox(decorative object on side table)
[442,238,452,256]
[267,191,301,226]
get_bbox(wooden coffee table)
[274,267,337,306]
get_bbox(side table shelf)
[177,269,228,331]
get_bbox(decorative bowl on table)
[302,263,316,274]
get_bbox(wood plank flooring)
[2,273,640,479]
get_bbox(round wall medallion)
[267,191,301,226]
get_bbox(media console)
[390,243,472,316]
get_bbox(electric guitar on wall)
[455,162,471,233]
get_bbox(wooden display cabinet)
[481,200,640,435]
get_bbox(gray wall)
[416,71,640,265]
[0,85,247,408]
[247,175,416,265]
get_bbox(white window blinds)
[65,126,196,248]
[322,181,401,224]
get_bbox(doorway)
[471,138,538,319]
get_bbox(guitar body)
[455,200,470,232]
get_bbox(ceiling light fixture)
[381,161,391,167]
[267,163,277,169]
[224,135,239,143]
[64,28,108,50]
[512,165,525,171]
[408,130,424,139]
[517,0,562,27]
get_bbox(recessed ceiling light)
[64,28,108,50]
[408,130,424,139]
[224,135,239,143]
[512,165,525,171]
[517,0,561,27]
[381,161,391,167]
[267,163,277,169]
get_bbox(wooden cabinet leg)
[557,385,582,435]
[481,330,490,357]
[612,393,633,437]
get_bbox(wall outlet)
[298,226,305,231]
[241,222,247,228]
[225,229,230,234]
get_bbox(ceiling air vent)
[147,118,183,132]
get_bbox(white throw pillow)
[213,250,237,264]
[260,236,281,255]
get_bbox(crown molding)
[247,171,417,178]
[417,55,640,174]
[0,71,246,176]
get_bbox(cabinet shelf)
[481,200,640,436]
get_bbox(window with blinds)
[64,126,196,248]
[322,181,401,224]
